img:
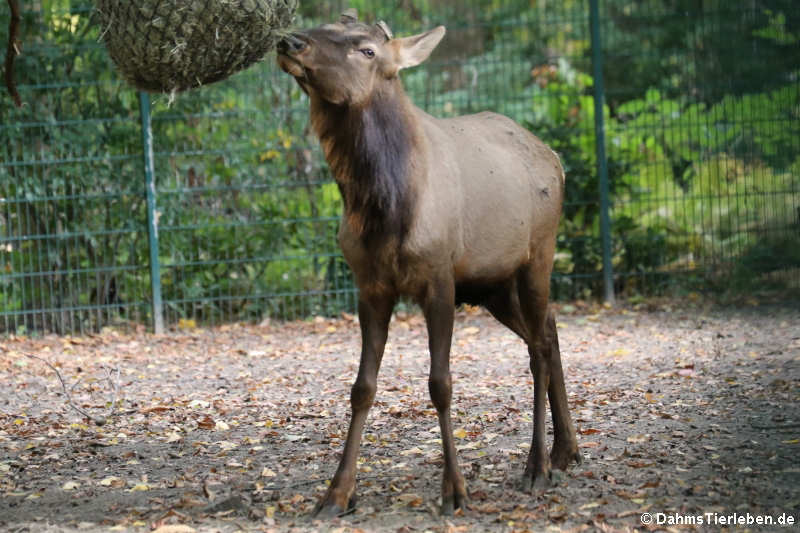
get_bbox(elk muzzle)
[276,33,309,78]
[277,33,308,55]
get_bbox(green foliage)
[144,69,351,323]
[610,87,800,287]
[1,3,149,332]
[2,1,798,334]
[530,74,800,296]
[602,0,800,104]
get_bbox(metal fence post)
[589,0,615,304]
[138,92,165,334]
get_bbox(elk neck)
[310,80,419,247]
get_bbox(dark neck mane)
[312,83,417,246]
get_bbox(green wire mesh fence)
[2,1,798,335]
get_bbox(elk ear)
[391,26,446,70]
[340,8,358,23]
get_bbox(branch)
[23,352,118,426]
[104,364,121,415]
[5,0,22,107]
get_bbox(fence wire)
[1,1,798,335]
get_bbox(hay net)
[95,0,297,93]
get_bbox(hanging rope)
[4,0,21,107]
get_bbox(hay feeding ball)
[95,0,298,93]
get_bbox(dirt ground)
[1,301,799,532]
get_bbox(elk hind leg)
[517,263,555,492]
[484,278,530,342]
[544,310,580,470]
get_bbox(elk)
[276,10,580,517]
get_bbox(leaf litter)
[0,302,798,532]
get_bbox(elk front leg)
[422,276,468,515]
[315,294,395,518]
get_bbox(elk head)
[277,9,445,106]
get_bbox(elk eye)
[359,48,375,58]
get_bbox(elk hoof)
[441,476,469,516]
[441,491,469,516]
[313,495,356,519]
[520,470,551,494]
[550,444,581,471]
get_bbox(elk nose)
[277,33,308,54]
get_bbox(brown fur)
[277,12,579,518]
[310,81,418,246]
